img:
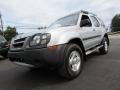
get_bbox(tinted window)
[0,35,6,43]
[80,15,92,27]
[91,16,100,27]
[48,14,79,29]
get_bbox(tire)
[1,53,8,58]
[99,37,109,54]
[58,44,84,79]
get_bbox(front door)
[79,14,99,50]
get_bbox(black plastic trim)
[83,35,101,41]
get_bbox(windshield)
[48,13,79,29]
[0,35,6,43]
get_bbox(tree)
[4,26,18,41]
[111,14,120,32]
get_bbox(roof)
[71,10,96,16]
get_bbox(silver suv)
[8,10,109,79]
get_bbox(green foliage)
[111,14,120,32]
[4,26,18,41]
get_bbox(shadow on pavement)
[86,51,101,61]
[0,51,102,90]
[0,56,7,60]
[0,66,69,90]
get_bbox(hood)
[14,29,47,40]
[14,26,77,40]
[47,26,77,33]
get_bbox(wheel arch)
[67,38,86,59]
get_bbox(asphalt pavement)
[0,35,120,90]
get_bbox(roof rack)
[80,10,96,16]
[80,10,89,14]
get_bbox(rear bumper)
[8,44,66,68]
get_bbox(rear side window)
[98,18,105,27]
[91,16,100,27]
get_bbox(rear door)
[90,16,103,45]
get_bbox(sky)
[0,0,120,33]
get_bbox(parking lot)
[0,34,120,90]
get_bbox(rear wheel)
[58,44,84,79]
[99,37,109,54]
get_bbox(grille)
[13,37,26,49]
[14,37,26,43]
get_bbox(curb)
[108,31,120,35]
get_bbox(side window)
[80,15,92,27]
[91,16,100,27]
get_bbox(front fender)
[47,30,82,46]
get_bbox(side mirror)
[80,19,91,27]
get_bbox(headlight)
[30,34,41,46]
[30,33,51,46]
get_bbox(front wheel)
[58,44,84,79]
[99,37,109,54]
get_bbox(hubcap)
[104,40,108,52]
[69,51,81,72]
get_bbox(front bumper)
[8,44,66,68]
[0,48,8,54]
